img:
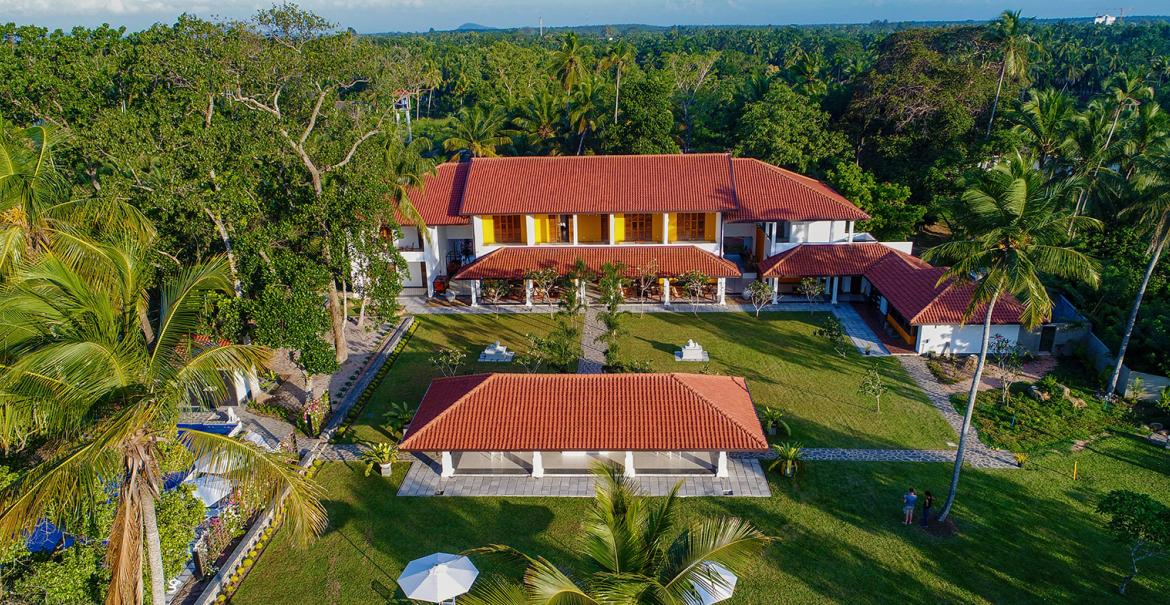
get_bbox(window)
[626,214,652,241]
[552,214,571,243]
[677,213,706,241]
[494,215,522,243]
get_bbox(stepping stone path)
[578,304,606,374]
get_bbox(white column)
[608,214,616,245]
[766,222,776,255]
[525,214,536,246]
[578,279,587,303]
[532,451,544,478]
[470,280,479,307]
[662,213,670,244]
[662,278,671,306]
[770,277,779,305]
[571,215,579,245]
[831,276,839,305]
[471,216,485,255]
[830,221,838,243]
[624,451,636,478]
[717,278,726,304]
[715,212,723,254]
[525,279,534,307]
[847,221,855,243]
[246,368,261,402]
[716,451,729,478]
[441,451,454,477]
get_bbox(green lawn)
[235,434,1170,604]
[347,313,560,443]
[618,311,956,449]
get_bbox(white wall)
[722,223,756,237]
[917,324,1022,355]
[789,221,850,244]
[396,226,421,250]
[401,261,425,287]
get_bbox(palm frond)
[150,256,234,372]
[179,429,326,545]
[660,517,770,597]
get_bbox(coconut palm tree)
[1007,89,1075,169]
[569,75,607,155]
[509,90,566,155]
[443,106,512,159]
[925,153,1100,522]
[0,243,325,605]
[1104,142,1170,398]
[600,40,636,125]
[0,120,153,278]
[552,32,589,92]
[985,10,1039,137]
[466,464,769,604]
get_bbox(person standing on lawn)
[903,488,918,525]
[920,491,934,527]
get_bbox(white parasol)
[397,552,479,603]
[691,561,737,605]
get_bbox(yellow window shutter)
[481,216,495,245]
[668,213,678,242]
[614,214,625,243]
[705,213,716,241]
[652,214,663,242]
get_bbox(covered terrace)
[450,245,741,306]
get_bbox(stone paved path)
[578,304,606,374]
[832,304,890,356]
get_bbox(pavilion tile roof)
[760,243,1027,325]
[394,155,868,225]
[726,159,869,223]
[458,154,739,215]
[399,162,471,226]
[451,245,742,280]
[398,373,768,452]
[758,242,918,278]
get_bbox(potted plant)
[1014,452,1028,468]
[362,442,399,477]
[768,442,804,478]
[757,406,791,437]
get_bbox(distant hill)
[455,22,496,31]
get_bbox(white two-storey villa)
[395,153,1066,356]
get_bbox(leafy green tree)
[467,464,769,604]
[924,153,1100,522]
[858,363,888,413]
[746,279,775,317]
[0,244,324,605]
[1096,490,1170,595]
[665,51,720,152]
[826,161,924,240]
[735,81,847,173]
[600,70,679,155]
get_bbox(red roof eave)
[451,245,742,280]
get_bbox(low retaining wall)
[1063,297,1168,401]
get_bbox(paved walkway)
[579,304,606,373]
[397,456,771,497]
[832,304,890,356]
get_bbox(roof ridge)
[668,373,764,448]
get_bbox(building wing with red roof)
[398,373,768,453]
[452,245,741,280]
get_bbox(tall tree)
[1007,88,1075,169]
[985,10,1038,137]
[444,106,512,158]
[552,32,589,92]
[1104,142,1170,398]
[925,153,1100,522]
[0,244,324,605]
[665,51,720,152]
[600,40,636,124]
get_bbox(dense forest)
[3,6,1170,379]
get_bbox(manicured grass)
[235,434,1170,604]
[618,311,956,449]
[347,313,558,443]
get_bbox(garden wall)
[1064,296,1169,402]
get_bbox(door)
[1039,326,1057,353]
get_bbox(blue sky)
[1,1,1166,33]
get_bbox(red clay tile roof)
[863,252,1026,325]
[458,154,740,216]
[399,162,471,226]
[451,245,742,280]
[759,243,1027,325]
[727,159,869,223]
[759,243,915,277]
[402,155,868,223]
[398,373,768,452]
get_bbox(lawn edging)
[330,318,419,443]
